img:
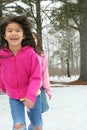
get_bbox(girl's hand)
[23,98,34,108]
[48,94,52,100]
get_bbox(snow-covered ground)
[50,75,79,87]
[1,76,87,130]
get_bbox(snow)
[1,76,87,130]
[50,75,79,83]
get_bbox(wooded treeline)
[0,0,87,81]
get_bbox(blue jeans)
[28,87,49,130]
[9,95,42,130]
[40,87,49,113]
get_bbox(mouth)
[10,37,19,42]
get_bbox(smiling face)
[4,22,25,49]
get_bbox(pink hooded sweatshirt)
[37,53,52,96]
[0,46,41,103]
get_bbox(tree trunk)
[0,0,2,22]
[66,58,70,77]
[36,0,42,46]
[79,0,87,80]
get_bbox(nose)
[12,31,16,34]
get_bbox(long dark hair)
[32,32,44,56]
[0,15,36,50]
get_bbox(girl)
[0,15,42,130]
[28,32,52,130]
[32,32,52,100]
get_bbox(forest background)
[0,0,87,84]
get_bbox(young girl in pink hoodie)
[32,32,52,100]
[27,32,52,130]
[0,15,42,130]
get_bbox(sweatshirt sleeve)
[0,63,6,93]
[42,53,52,95]
[26,52,41,103]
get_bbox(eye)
[7,30,12,32]
[16,29,21,32]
